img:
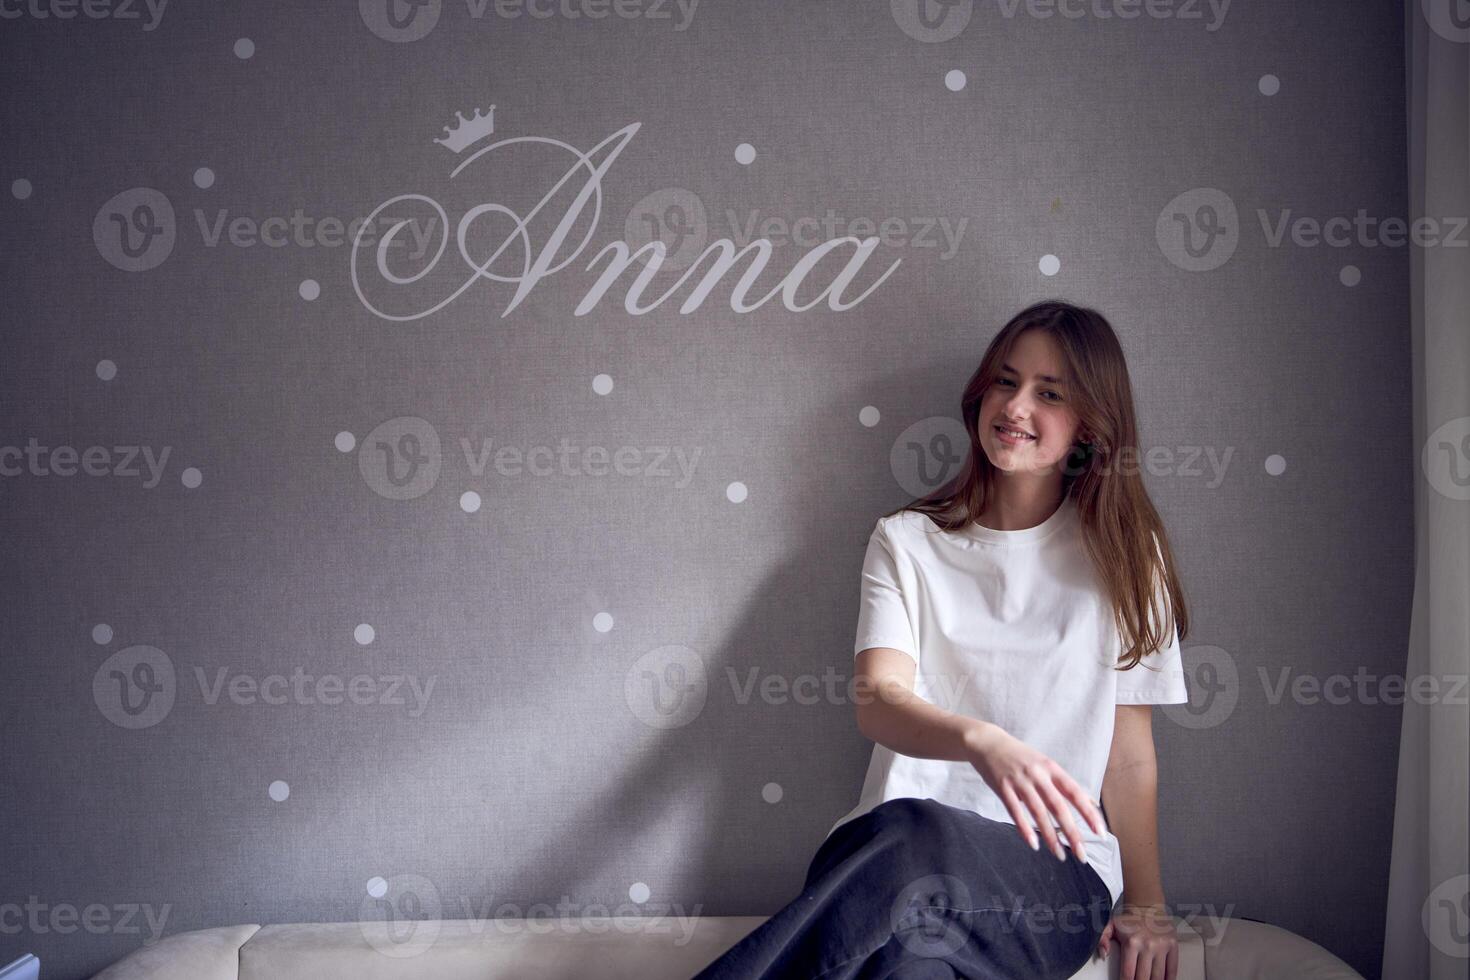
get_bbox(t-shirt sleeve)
[1114,534,1190,705]
[1114,620,1189,704]
[853,519,920,665]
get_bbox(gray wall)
[0,2,1411,978]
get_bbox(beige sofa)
[90,912,1364,979]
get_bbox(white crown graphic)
[434,104,496,153]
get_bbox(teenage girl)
[693,300,1191,980]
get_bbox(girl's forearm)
[857,683,1001,762]
[1101,760,1167,907]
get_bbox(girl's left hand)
[1096,902,1178,980]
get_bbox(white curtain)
[1382,3,1470,978]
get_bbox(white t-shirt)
[827,493,1189,910]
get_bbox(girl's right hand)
[963,723,1107,863]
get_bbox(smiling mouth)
[994,425,1035,441]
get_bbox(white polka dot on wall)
[726,481,748,503]
[233,37,254,59]
[762,782,783,804]
[181,467,202,489]
[268,780,290,802]
[96,360,117,381]
[299,279,321,301]
[628,882,651,904]
[11,178,32,200]
[593,612,614,633]
[859,406,881,427]
[335,431,356,453]
[193,167,215,190]
[355,623,375,646]
[1264,454,1286,476]
[92,623,113,645]
[1039,254,1061,277]
[592,373,614,396]
[366,877,388,899]
[944,69,966,92]
[459,490,481,513]
[1340,265,1361,287]
[734,143,757,166]
[1258,74,1280,96]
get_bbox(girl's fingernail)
[1030,837,1040,851]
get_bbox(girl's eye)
[995,378,1064,402]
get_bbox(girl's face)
[978,330,1084,478]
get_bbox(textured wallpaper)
[0,2,1414,978]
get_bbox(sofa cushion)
[1189,916,1364,979]
[91,912,1218,979]
[239,916,771,980]
[90,924,260,980]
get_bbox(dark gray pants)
[692,797,1113,980]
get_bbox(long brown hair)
[885,300,1188,672]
